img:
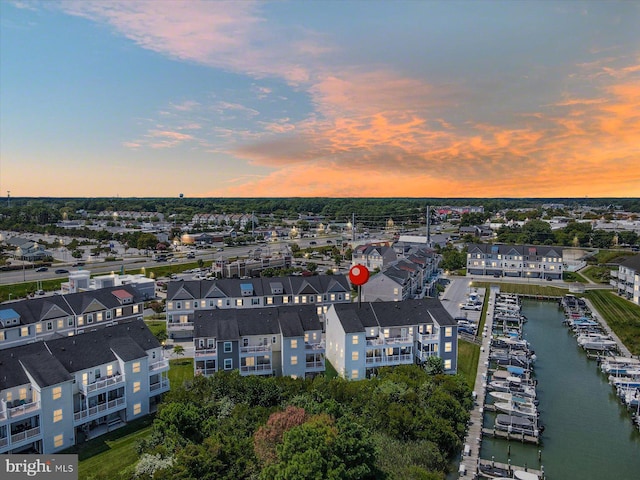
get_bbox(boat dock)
[458,286,545,478]
[481,427,539,445]
[458,286,495,477]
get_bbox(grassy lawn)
[457,340,480,390]
[168,357,194,388]
[0,278,65,303]
[473,282,567,297]
[585,290,640,356]
[581,265,612,284]
[144,320,166,338]
[70,416,154,480]
[325,359,339,379]
[563,271,589,283]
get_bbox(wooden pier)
[479,460,544,479]
[481,427,539,445]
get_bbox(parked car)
[310,241,317,245]
[72,262,85,267]
[326,240,333,243]
[55,269,69,274]
[35,267,48,272]
[186,252,196,259]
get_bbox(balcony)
[305,360,325,372]
[194,348,217,357]
[240,344,271,354]
[167,322,194,331]
[150,378,170,394]
[384,336,413,345]
[240,363,272,375]
[10,426,41,446]
[80,374,124,396]
[417,332,439,343]
[305,341,325,351]
[149,359,169,372]
[0,436,7,448]
[365,353,413,366]
[74,397,126,424]
[7,400,41,420]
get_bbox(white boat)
[514,471,540,480]
[494,399,538,418]
[494,414,540,437]
[581,339,618,351]
[489,391,538,404]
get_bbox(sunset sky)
[1,0,639,198]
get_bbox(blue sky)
[1,1,639,198]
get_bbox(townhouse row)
[466,244,564,279]
[0,285,146,350]
[352,245,441,302]
[166,275,353,338]
[0,320,169,455]
[610,253,640,305]
[190,299,458,380]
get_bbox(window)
[133,381,140,393]
[290,339,298,349]
[351,351,359,361]
[105,311,111,320]
[445,327,453,337]
[20,326,29,337]
[351,370,359,379]
[291,355,298,365]
[132,362,140,373]
[107,365,113,377]
[283,296,289,304]
[52,386,62,400]
[224,342,232,353]
[133,403,141,415]
[272,336,277,344]
[266,297,273,305]
[46,322,53,331]
[224,358,233,370]
[87,314,93,324]
[330,294,336,301]
[352,335,359,345]
[243,338,249,347]
[0,331,4,341]
[133,304,140,313]
[209,300,214,308]
[97,312,103,322]
[19,388,27,400]
[77,316,84,326]
[217,299,223,307]
[94,368,101,379]
[445,342,453,353]
[294,296,300,304]
[57,319,64,329]
[444,359,452,370]
[54,434,64,448]
[6,392,12,402]
[317,306,323,315]
[185,301,191,309]
[36,323,42,334]
[305,333,309,342]
[53,409,63,423]
[236,299,243,306]
[251,298,260,305]
[345,293,350,300]
[116,308,122,317]
[167,302,173,310]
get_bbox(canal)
[481,299,640,479]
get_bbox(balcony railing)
[240,363,272,374]
[384,336,413,345]
[8,400,41,419]
[194,348,218,357]
[240,345,271,354]
[365,353,413,366]
[0,436,7,448]
[168,322,194,330]
[150,378,170,393]
[10,426,41,445]
[149,359,169,372]
[80,374,124,396]
[74,397,126,423]
[417,332,439,342]
[305,360,324,370]
[305,341,325,351]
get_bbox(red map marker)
[349,264,370,286]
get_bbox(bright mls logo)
[1,455,77,479]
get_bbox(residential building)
[325,299,458,380]
[5,237,51,261]
[0,320,168,454]
[610,254,640,305]
[166,275,352,339]
[360,246,440,302]
[193,305,324,379]
[0,285,145,350]
[466,244,564,280]
[351,245,398,271]
[61,270,155,299]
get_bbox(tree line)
[102,365,473,480]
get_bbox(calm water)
[481,300,640,480]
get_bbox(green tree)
[423,356,445,375]
[173,345,185,357]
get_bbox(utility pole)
[352,213,356,242]
[7,191,10,208]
